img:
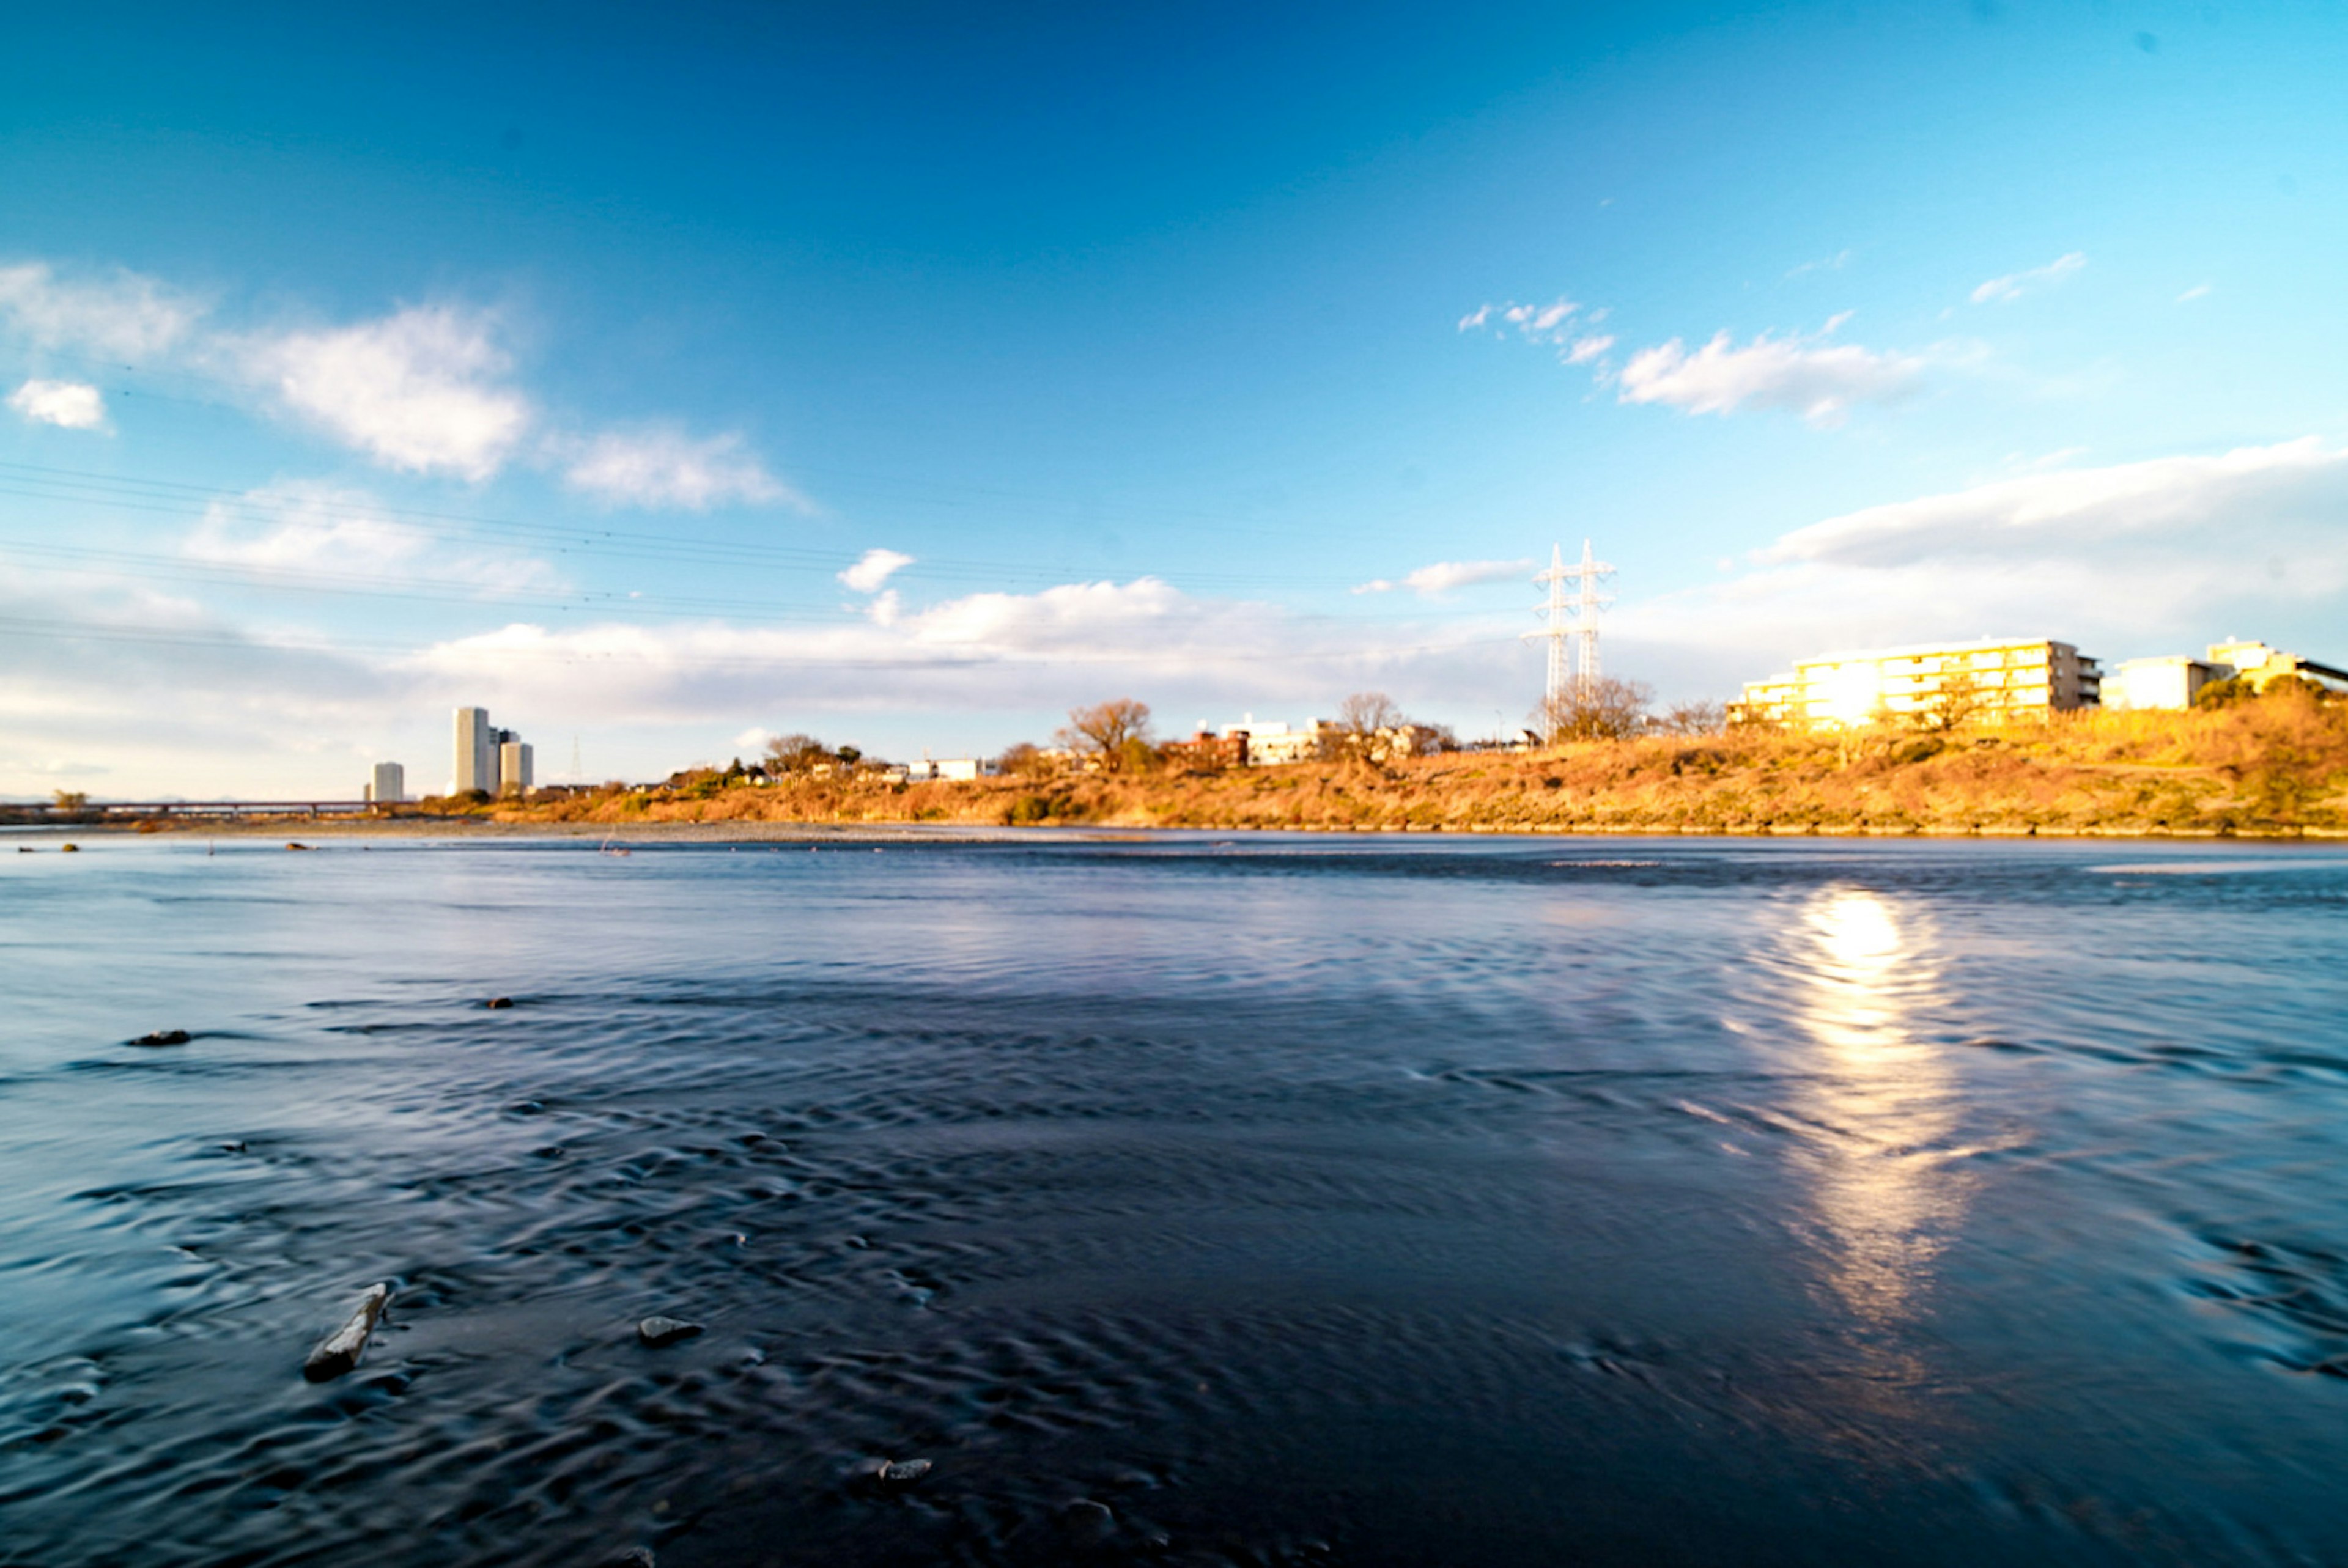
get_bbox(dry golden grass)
[506,690,2348,837]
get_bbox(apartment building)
[1730,638,2102,730]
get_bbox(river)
[3,832,2345,1566]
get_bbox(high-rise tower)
[454,707,495,795]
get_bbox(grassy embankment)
[497,690,2348,837]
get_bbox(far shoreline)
[12,817,2348,844]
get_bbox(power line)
[0,458,1433,590]
[0,609,1524,669]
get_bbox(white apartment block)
[2108,639,2348,709]
[1730,638,2102,730]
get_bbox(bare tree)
[1658,699,1727,736]
[1335,691,1404,737]
[762,733,831,773]
[1917,671,1989,732]
[1533,677,1653,743]
[1055,699,1154,770]
[994,742,1049,776]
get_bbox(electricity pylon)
[1524,539,1616,715]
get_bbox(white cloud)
[559,426,801,511]
[1355,558,1533,596]
[1787,250,1853,279]
[1563,334,1614,364]
[1462,297,1581,345]
[1616,329,1924,426]
[248,305,531,481]
[0,262,201,358]
[186,482,432,573]
[1,254,812,511]
[1505,300,1576,336]
[1617,438,2348,680]
[7,378,108,431]
[182,480,559,592]
[1970,252,2086,305]
[396,575,1518,729]
[1764,437,2347,569]
[2177,283,2212,304]
[838,547,915,593]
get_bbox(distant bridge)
[4,800,394,823]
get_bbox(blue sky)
[4,1,2346,795]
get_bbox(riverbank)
[53,688,2348,841]
[518,690,2348,838]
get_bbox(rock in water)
[637,1316,704,1347]
[484,996,514,1009]
[303,1283,393,1382]
[877,1458,932,1487]
[1060,1498,1117,1547]
[131,1029,191,1047]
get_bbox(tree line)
[740,683,1733,784]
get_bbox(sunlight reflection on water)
[1790,888,1965,1333]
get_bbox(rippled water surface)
[5,832,2348,1566]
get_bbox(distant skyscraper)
[454,707,495,795]
[370,761,405,804]
[499,740,534,795]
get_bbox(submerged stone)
[131,1029,190,1047]
[877,1457,932,1487]
[1060,1498,1117,1545]
[637,1316,704,1347]
[303,1283,393,1382]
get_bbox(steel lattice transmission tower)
[1524,540,1617,715]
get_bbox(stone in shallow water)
[876,1457,932,1487]
[637,1316,704,1347]
[1060,1498,1117,1545]
[131,1029,190,1046]
[303,1284,393,1382]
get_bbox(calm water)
[4,832,2347,1567]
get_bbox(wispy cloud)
[1615,327,1924,427]
[559,427,800,511]
[838,547,914,593]
[0,256,807,510]
[7,378,108,432]
[0,261,202,359]
[1466,290,1919,423]
[391,574,1521,738]
[1970,251,2086,304]
[1354,558,1532,596]
[2176,283,2212,304]
[1459,298,1578,339]
[1763,437,2346,569]
[1620,438,2348,674]
[183,480,560,593]
[1787,249,1853,279]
